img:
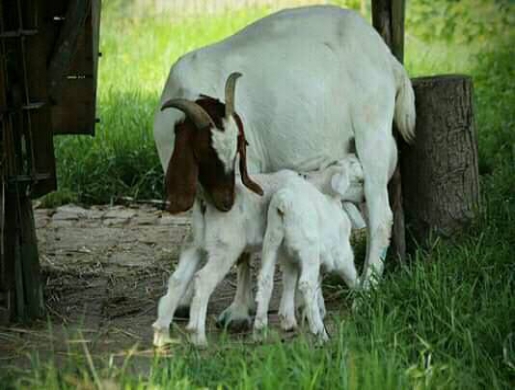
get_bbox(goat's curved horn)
[225,72,242,118]
[161,99,215,130]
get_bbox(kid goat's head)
[161,72,263,214]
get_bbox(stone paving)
[0,203,279,366]
[0,202,359,367]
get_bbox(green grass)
[15,1,515,389]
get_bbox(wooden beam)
[371,0,407,261]
[48,0,91,102]
[391,0,405,62]
[371,0,393,47]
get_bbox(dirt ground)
[0,203,354,370]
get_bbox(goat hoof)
[153,327,178,348]
[189,333,208,348]
[252,325,269,343]
[216,305,252,332]
[314,331,329,346]
[279,315,298,332]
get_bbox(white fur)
[254,177,360,342]
[153,5,416,327]
[212,116,239,173]
[153,156,364,346]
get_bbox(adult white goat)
[154,5,415,329]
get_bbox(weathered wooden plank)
[19,193,44,319]
[0,0,51,323]
[51,0,100,135]
[48,0,92,101]
[21,0,57,197]
[391,0,405,62]
[51,77,96,134]
[371,0,407,261]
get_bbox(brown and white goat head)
[161,72,263,214]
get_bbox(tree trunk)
[401,75,480,244]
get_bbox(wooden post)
[371,0,407,261]
[401,76,480,244]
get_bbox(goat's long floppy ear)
[237,133,264,196]
[164,126,198,214]
[331,171,350,197]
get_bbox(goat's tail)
[392,58,416,143]
[262,194,289,260]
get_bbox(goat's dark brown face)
[193,118,235,212]
[162,73,263,214]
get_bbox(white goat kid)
[154,5,415,328]
[254,171,361,342]
[153,156,363,347]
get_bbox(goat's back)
[155,5,400,174]
[267,178,352,260]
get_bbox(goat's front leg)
[216,252,254,331]
[187,247,241,346]
[152,246,202,347]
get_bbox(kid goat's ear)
[330,171,350,197]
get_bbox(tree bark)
[401,75,480,244]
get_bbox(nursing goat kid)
[153,155,364,347]
[154,5,415,329]
[254,176,361,343]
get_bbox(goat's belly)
[255,121,354,173]
[269,137,352,173]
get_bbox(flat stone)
[53,205,89,220]
[51,220,76,228]
[158,215,176,225]
[139,236,158,245]
[34,209,53,218]
[109,252,149,267]
[104,208,137,220]
[158,215,191,227]
[35,218,50,229]
[133,215,159,225]
[103,218,130,227]
[84,209,105,219]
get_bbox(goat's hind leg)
[278,256,299,332]
[153,246,202,347]
[355,115,396,289]
[216,252,254,331]
[334,240,360,290]
[298,251,328,343]
[253,226,283,339]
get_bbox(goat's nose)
[222,198,233,210]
